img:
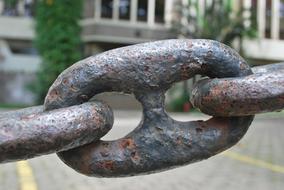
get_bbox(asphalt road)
[0,111,283,190]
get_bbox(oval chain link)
[44,39,254,177]
[0,39,282,178]
[191,62,284,116]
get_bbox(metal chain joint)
[0,39,283,177]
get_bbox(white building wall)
[0,40,40,104]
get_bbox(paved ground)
[0,111,283,190]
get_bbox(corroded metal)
[44,39,254,177]
[191,63,284,116]
[0,102,113,163]
[252,62,284,74]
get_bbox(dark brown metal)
[44,39,254,177]
[0,101,113,163]
[191,63,284,116]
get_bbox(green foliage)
[4,0,18,7]
[0,103,28,109]
[173,0,257,47]
[31,0,83,104]
[170,0,257,111]
[168,90,189,112]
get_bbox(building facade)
[0,0,283,105]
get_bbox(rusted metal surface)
[44,39,254,177]
[191,63,284,116]
[44,39,252,110]
[252,62,284,74]
[0,102,113,163]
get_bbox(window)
[102,0,113,19]
[280,0,284,39]
[137,0,147,21]
[265,0,272,38]
[119,0,131,20]
[155,0,165,23]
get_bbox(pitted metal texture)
[44,39,254,177]
[0,102,113,163]
[1,39,282,178]
[251,62,284,74]
[44,39,252,110]
[191,63,284,116]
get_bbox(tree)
[31,0,83,103]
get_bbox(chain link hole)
[165,78,209,122]
[92,92,142,140]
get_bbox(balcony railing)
[243,0,284,60]
[83,0,174,28]
[1,0,283,39]
[182,0,284,61]
[0,0,35,17]
[1,0,284,60]
[247,0,284,40]
[0,0,174,27]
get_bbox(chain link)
[191,62,284,116]
[0,102,113,163]
[0,39,283,177]
[44,39,254,177]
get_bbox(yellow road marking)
[16,161,38,190]
[223,151,284,174]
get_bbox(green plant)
[168,90,190,112]
[3,0,19,15]
[169,0,257,111]
[30,0,83,104]
[173,0,257,48]
[4,0,18,7]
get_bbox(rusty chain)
[0,39,283,177]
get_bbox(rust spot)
[145,57,153,62]
[201,63,209,71]
[240,62,247,70]
[70,84,79,92]
[20,114,37,120]
[130,151,140,162]
[49,89,59,98]
[102,142,109,147]
[186,41,193,48]
[144,65,150,72]
[41,39,254,177]
[195,128,203,133]
[200,117,231,144]
[79,94,89,102]
[100,161,115,170]
[100,150,109,157]
[176,136,183,145]
[181,64,190,80]
[205,117,229,134]
[92,110,104,126]
[167,55,175,62]
[206,50,213,59]
[120,138,136,149]
[62,78,68,85]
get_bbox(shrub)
[31,0,83,104]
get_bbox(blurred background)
[0,0,283,190]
